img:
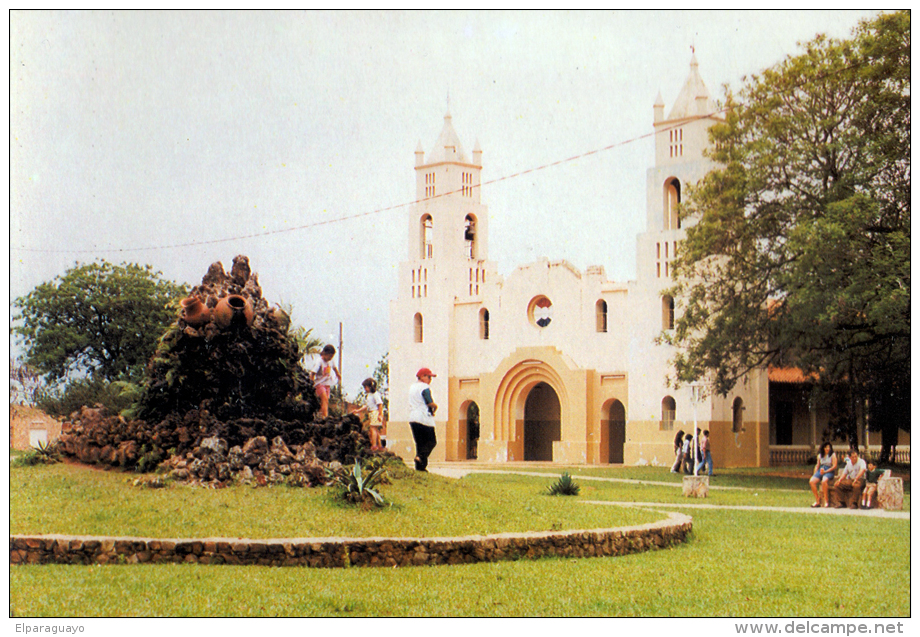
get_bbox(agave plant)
[546,471,580,496]
[13,440,60,467]
[326,460,388,507]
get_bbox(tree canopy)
[665,11,909,451]
[13,261,188,384]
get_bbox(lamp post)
[681,381,711,497]
[691,383,703,477]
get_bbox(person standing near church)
[696,429,713,476]
[409,368,438,471]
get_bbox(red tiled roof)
[768,367,817,384]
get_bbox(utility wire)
[12,41,905,255]
[7,116,702,255]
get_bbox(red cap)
[417,367,436,378]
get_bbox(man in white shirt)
[408,367,438,471]
[831,449,867,509]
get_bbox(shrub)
[12,440,60,467]
[546,472,580,496]
[135,445,165,474]
[326,460,388,507]
[36,377,141,419]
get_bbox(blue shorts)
[812,470,834,481]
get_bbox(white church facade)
[387,57,771,467]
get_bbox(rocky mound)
[53,256,384,486]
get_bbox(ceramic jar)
[214,295,254,328]
[180,296,211,328]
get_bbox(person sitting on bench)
[830,448,867,509]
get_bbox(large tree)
[13,261,188,384]
[665,12,909,458]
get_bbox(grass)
[9,459,911,617]
[9,460,658,539]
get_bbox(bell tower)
[389,107,492,464]
[409,109,488,267]
[639,53,722,286]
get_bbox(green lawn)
[9,460,659,538]
[9,460,911,617]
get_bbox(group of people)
[311,353,897,498]
[809,443,886,509]
[309,347,437,469]
[671,429,713,476]
[309,344,386,452]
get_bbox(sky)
[8,10,882,397]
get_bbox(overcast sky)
[9,10,881,396]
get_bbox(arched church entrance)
[465,401,480,460]
[523,382,561,461]
[607,400,626,463]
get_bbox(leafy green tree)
[665,12,909,459]
[10,358,41,405]
[13,261,188,385]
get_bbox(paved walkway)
[427,464,910,520]
[427,464,793,491]
[584,500,910,520]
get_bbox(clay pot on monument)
[180,296,211,327]
[214,295,255,328]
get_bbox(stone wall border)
[11,511,692,568]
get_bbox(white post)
[681,381,710,498]
[691,383,702,476]
[338,322,344,406]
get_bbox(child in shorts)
[350,377,385,451]
[309,344,340,419]
[860,461,885,509]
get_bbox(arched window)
[662,295,675,330]
[479,307,490,340]
[464,214,477,259]
[420,214,433,259]
[661,396,676,431]
[414,313,423,343]
[663,178,681,230]
[732,397,744,433]
[595,299,608,333]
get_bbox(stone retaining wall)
[11,512,691,568]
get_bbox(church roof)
[666,53,717,121]
[426,111,468,164]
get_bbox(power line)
[7,119,679,255]
[12,41,904,255]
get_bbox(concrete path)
[427,465,793,491]
[584,500,910,520]
[427,464,910,520]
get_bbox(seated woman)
[809,442,837,507]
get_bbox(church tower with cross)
[387,57,770,468]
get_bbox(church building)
[387,56,771,467]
